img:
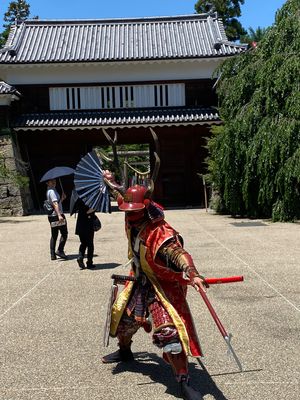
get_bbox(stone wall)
[0,135,32,216]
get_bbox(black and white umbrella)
[74,150,111,213]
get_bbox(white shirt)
[47,188,63,216]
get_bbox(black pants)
[78,231,94,264]
[48,215,68,256]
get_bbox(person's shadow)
[63,256,120,270]
[90,262,120,271]
[111,351,229,399]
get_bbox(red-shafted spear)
[196,284,243,371]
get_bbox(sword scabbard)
[205,276,244,285]
[103,282,118,347]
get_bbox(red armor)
[118,185,147,211]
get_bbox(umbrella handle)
[58,178,65,196]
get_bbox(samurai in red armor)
[102,175,208,400]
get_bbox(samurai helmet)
[118,184,164,223]
[118,185,148,211]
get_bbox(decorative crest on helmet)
[102,128,161,213]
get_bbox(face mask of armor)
[126,210,145,224]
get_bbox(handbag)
[93,215,101,232]
[43,199,54,215]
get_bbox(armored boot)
[142,318,152,333]
[180,377,204,400]
[102,342,134,364]
[166,351,204,400]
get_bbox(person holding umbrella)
[46,178,68,260]
[41,166,74,261]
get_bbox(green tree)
[0,0,31,47]
[194,0,247,41]
[207,0,300,221]
[96,143,150,185]
[240,26,268,46]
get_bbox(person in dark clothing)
[75,198,96,269]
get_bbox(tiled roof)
[0,13,246,64]
[0,81,21,96]
[13,107,220,130]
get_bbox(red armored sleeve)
[158,237,202,281]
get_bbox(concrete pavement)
[0,209,299,400]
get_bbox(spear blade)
[197,286,243,371]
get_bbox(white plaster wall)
[0,96,11,105]
[0,58,224,85]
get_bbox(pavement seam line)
[1,381,298,392]
[199,225,300,313]
[0,264,61,321]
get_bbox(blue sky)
[1,0,286,31]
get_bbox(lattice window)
[49,83,185,110]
